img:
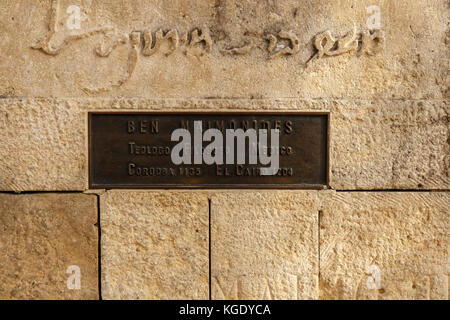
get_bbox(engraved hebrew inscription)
[32,0,385,93]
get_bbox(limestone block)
[0,99,87,191]
[100,191,209,299]
[328,100,449,190]
[319,192,449,300]
[211,191,320,299]
[0,0,447,99]
[1,98,447,191]
[0,193,98,299]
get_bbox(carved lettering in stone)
[312,28,358,58]
[266,31,300,59]
[31,0,115,56]
[143,29,180,57]
[221,40,254,55]
[308,28,385,65]
[359,30,385,56]
[186,27,212,57]
[32,0,385,93]
[83,32,139,94]
[95,32,128,57]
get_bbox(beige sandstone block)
[319,192,449,300]
[0,99,87,192]
[0,193,98,299]
[100,191,209,299]
[0,0,447,99]
[329,100,449,190]
[211,191,320,300]
[1,98,447,191]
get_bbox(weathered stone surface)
[0,98,447,191]
[100,191,209,299]
[0,193,98,299]
[319,192,449,300]
[211,191,320,299]
[0,0,447,99]
[329,100,449,190]
[0,99,87,191]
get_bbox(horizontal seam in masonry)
[0,96,448,102]
[0,189,449,194]
[0,191,85,194]
[335,189,450,192]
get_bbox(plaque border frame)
[88,111,330,190]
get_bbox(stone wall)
[0,0,448,299]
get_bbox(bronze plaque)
[89,113,328,189]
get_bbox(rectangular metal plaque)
[89,113,328,189]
